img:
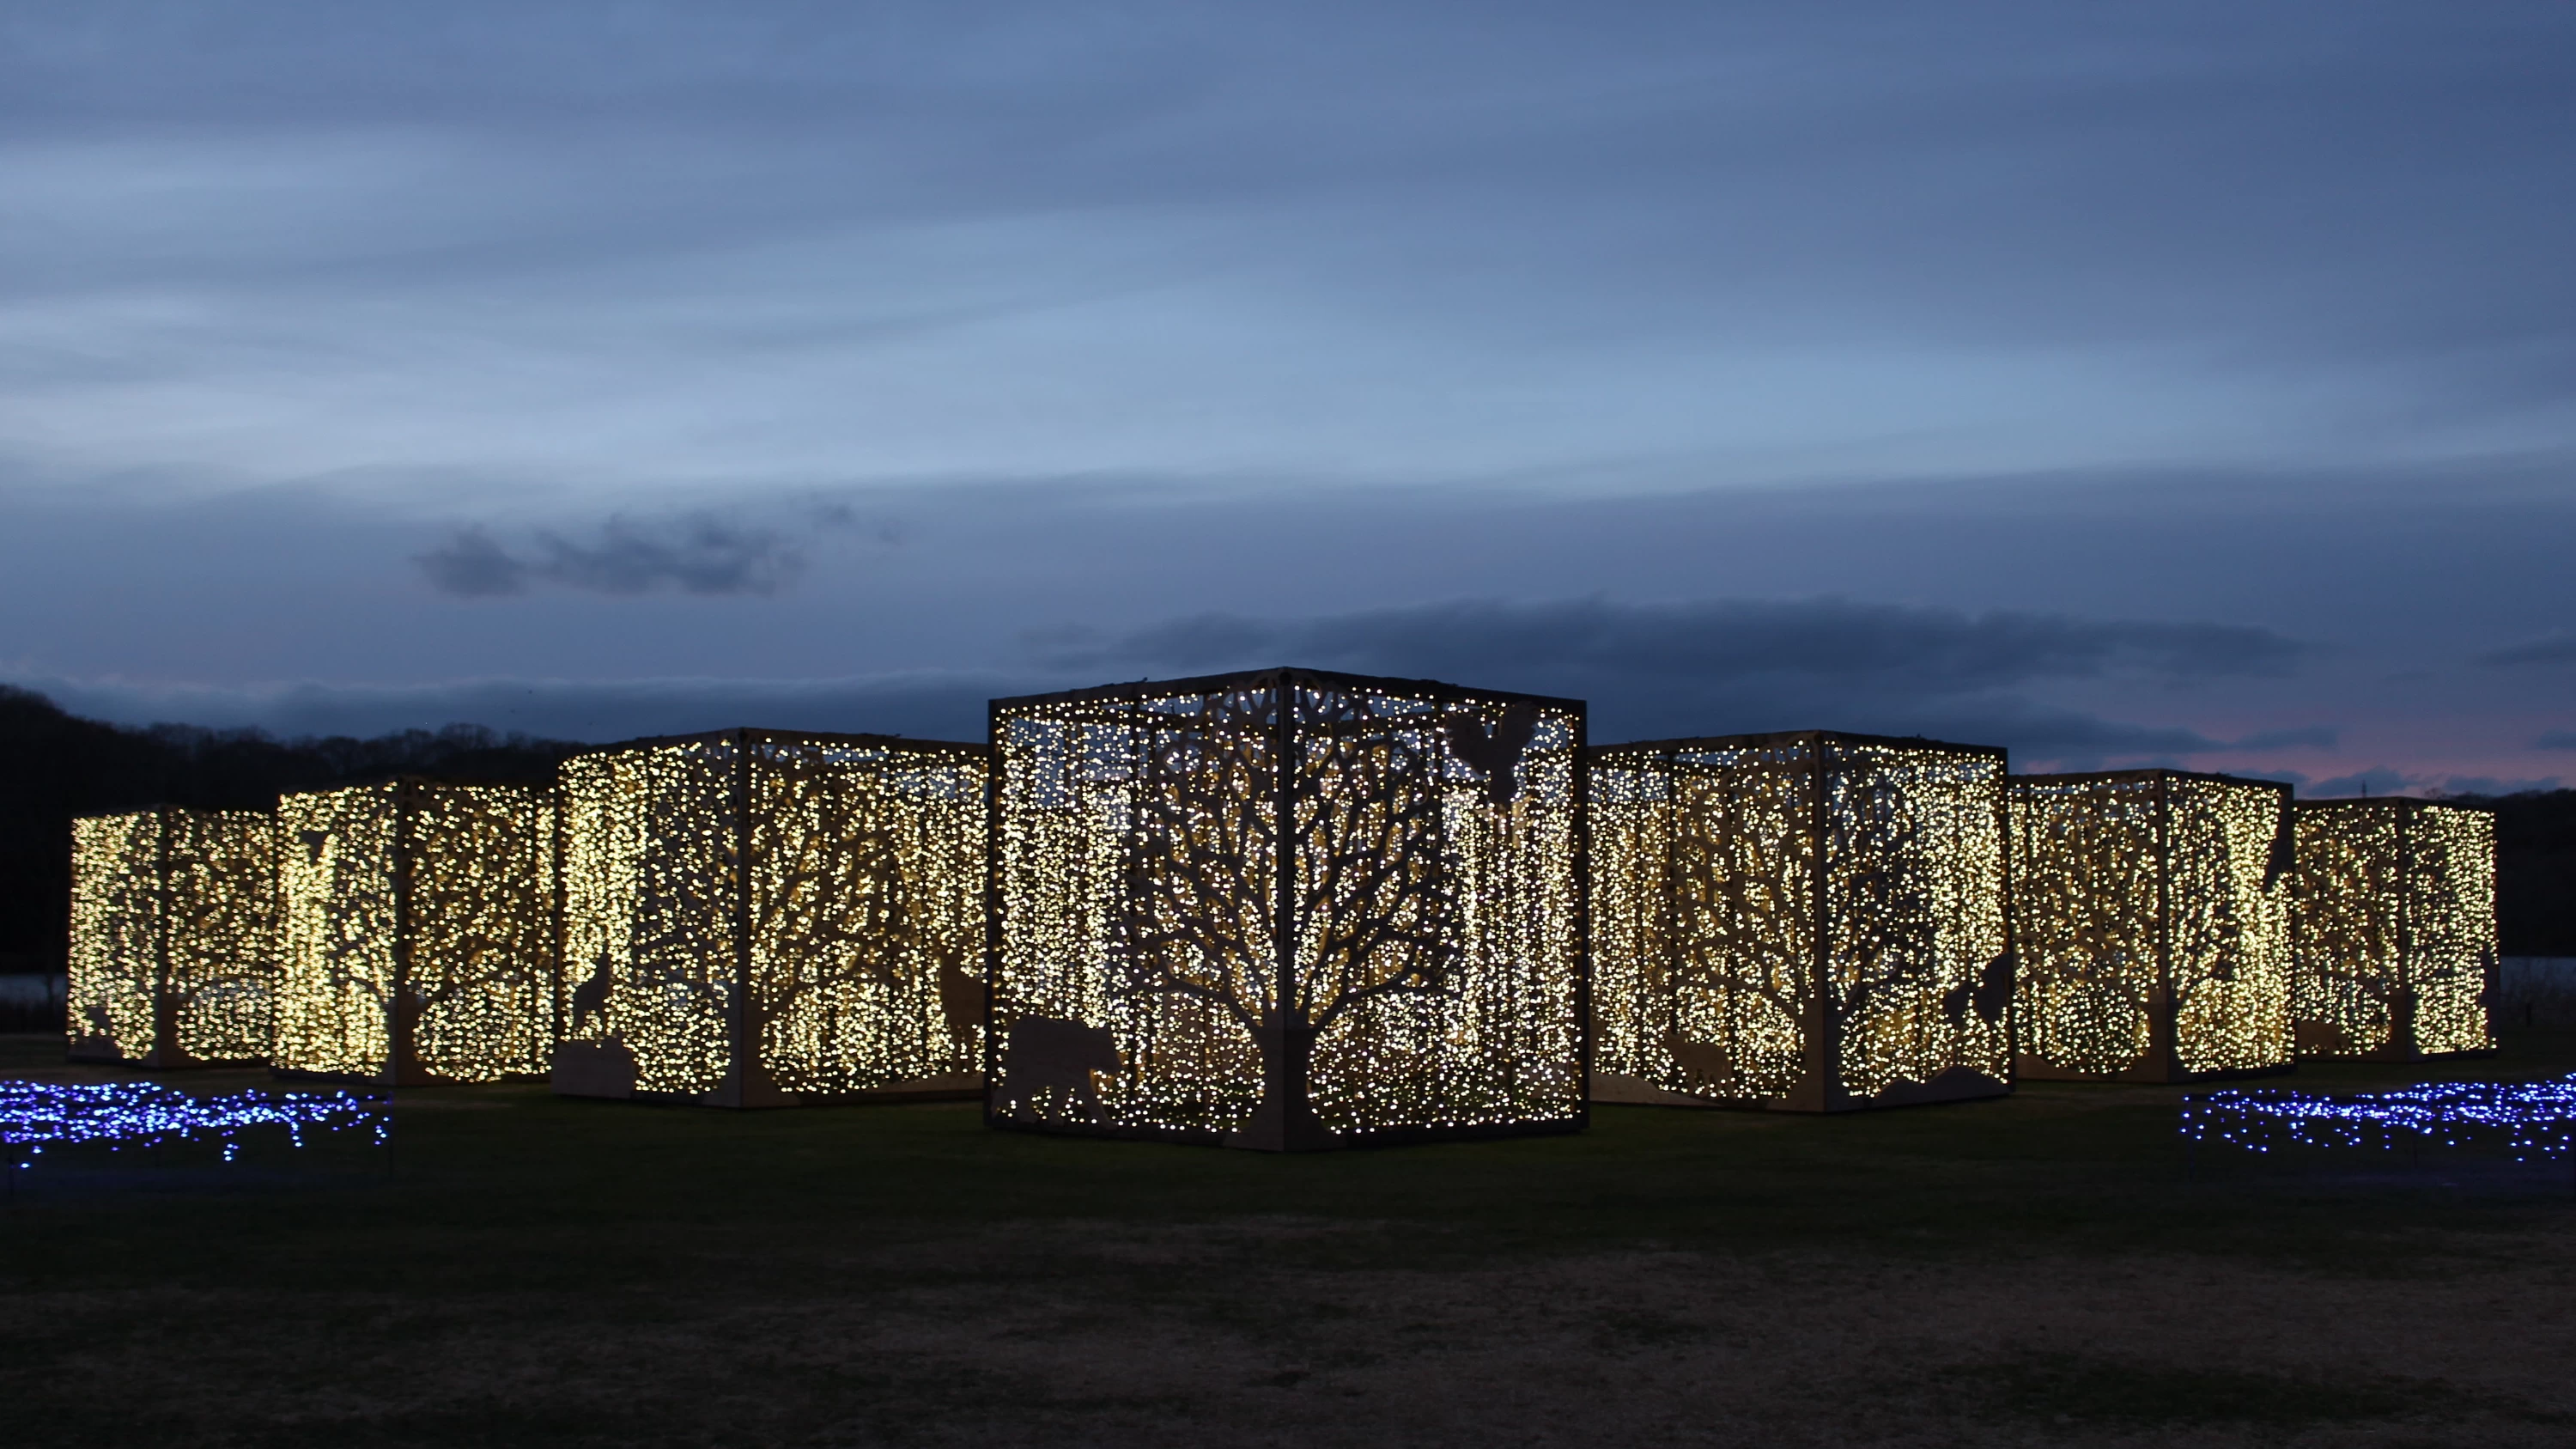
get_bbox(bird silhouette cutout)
[1942,950,2016,1024]
[1444,704,1541,806]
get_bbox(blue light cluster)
[1,1081,388,1166]
[2184,1074,2576,1161]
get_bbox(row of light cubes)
[62,667,2500,1148]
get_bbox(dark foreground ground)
[3,1035,2573,1448]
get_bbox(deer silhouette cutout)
[1444,703,1541,807]
[936,959,986,1044]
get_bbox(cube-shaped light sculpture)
[273,779,558,1084]
[552,729,989,1107]
[2008,770,2294,1081]
[989,669,1586,1150]
[2291,797,2496,1060]
[1589,731,2011,1111]
[67,807,279,1067]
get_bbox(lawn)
[3,1032,2572,1447]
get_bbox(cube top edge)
[2294,795,2494,817]
[70,802,276,825]
[563,726,988,761]
[1589,727,2007,762]
[277,775,551,805]
[2011,766,2293,795]
[989,666,1587,715]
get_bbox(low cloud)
[1030,596,2313,764]
[2229,725,2339,752]
[2306,767,2564,799]
[2537,729,2576,751]
[19,672,1005,745]
[1039,596,2306,690]
[2478,634,2576,667]
[416,514,806,598]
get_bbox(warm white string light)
[273,780,556,1084]
[2293,799,2496,1059]
[556,730,989,1107]
[1589,732,2010,1111]
[991,671,1586,1148]
[67,807,279,1068]
[2008,771,2294,1081]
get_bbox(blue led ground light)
[2183,1074,2576,1161]
[1,1081,387,1166]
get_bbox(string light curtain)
[272,779,557,1085]
[989,669,1587,1150]
[2292,797,2496,1060]
[553,730,989,1108]
[2008,770,2294,1081]
[1589,731,2010,1111]
[67,807,280,1068]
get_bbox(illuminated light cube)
[2008,770,2295,1082]
[552,729,989,1108]
[67,807,280,1068]
[2291,797,2496,1060]
[989,669,1587,1150]
[1589,731,2010,1112]
[272,779,558,1085]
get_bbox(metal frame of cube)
[67,807,279,1068]
[1589,730,2011,1112]
[2008,770,2295,1082]
[987,667,1588,1151]
[2291,797,2496,1060]
[552,728,990,1108]
[272,778,559,1085]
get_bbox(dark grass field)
[4,1034,2573,1447]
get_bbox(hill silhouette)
[0,685,574,975]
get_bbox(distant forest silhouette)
[3,684,2573,977]
[0,685,574,973]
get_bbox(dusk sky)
[4,2,2574,795]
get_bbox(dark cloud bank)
[416,515,805,597]
[27,597,2331,771]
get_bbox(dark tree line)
[7,679,2576,976]
[0,686,575,973]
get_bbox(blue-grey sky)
[5,2,2574,793]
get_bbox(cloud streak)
[415,514,805,597]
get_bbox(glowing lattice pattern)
[2008,771,2293,1081]
[2292,798,2497,1059]
[275,780,556,1084]
[990,669,1586,1149]
[67,807,279,1067]
[556,730,988,1107]
[1589,732,2009,1112]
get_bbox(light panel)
[555,730,989,1107]
[2292,799,2496,1060]
[2008,771,2293,1081]
[990,669,1587,1149]
[67,807,278,1068]
[274,780,556,1085]
[1589,732,2010,1112]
